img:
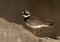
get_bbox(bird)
[21,10,54,35]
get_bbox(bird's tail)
[43,21,54,26]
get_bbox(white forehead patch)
[22,12,24,14]
[22,11,30,14]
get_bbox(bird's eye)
[25,14,28,15]
[22,12,28,15]
[22,13,28,15]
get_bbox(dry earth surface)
[0,17,60,42]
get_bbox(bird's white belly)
[26,23,49,29]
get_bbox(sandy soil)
[0,17,60,42]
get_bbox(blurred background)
[0,0,60,39]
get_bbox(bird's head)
[22,10,31,18]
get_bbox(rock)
[0,17,60,42]
[38,37,60,42]
[0,17,39,42]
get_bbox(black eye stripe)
[23,13,28,15]
[22,11,29,15]
[25,14,28,15]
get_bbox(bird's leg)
[33,29,36,35]
[39,29,42,32]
